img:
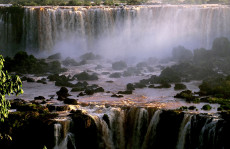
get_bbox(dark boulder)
[56,87,71,101]
[74,72,98,81]
[26,77,35,82]
[174,83,187,90]
[64,98,78,105]
[34,96,45,100]
[112,61,127,70]
[94,87,105,93]
[117,90,132,94]
[111,94,124,98]
[127,83,135,91]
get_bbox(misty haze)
[1,1,230,149]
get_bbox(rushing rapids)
[52,105,229,149]
[1,5,230,57]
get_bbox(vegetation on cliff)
[4,51,67,74]
[0,55,23,122]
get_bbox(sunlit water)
[6,60,220,113]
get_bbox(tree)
[0,55,23,122]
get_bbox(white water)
[142,110,162,149]
[176,114,193,149]
[1,5,230,58]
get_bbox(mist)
[0,5,228,59]
[7,5,225,61]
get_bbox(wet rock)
[26,77,35,82]
[154,83,171,89]
[94,87,104,93]
[64,98,78,105]
[126,83,135,91]
[102,114,110,129]
[111,94,124,98]
[36,79,47,84]
[10,99,26,109]
[74,71,98,81]
[47,53,61,59]
[174,83,187,90]
[71,87,85,92]
[47,104,70,111]
[4,51,66,74]
[56,87,71,101]
[70,110,99,149]
[112,61,127,70]
[34,96,45,100]
[174,90,197,102]
[48,74,75,87]
[21,76,27,81]
[48,74,73,82]
[78,92,85,97]
[134,82,146,88]
[84,89,95,95]
[179,106,188,110]
[17,104,49,113]
[117,90,132,94]
[188,106,196,110]
[48,95,55,99]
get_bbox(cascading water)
[53,119,76,149]
[142,110,161,149]
[176,114,193,149]
[66,106,228,149]
[1,5,230,57]
[54,123,62,147]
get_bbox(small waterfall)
[55,133,76,149]
[142,110,162,149]
[93,116,114,149]
[176,114,193,149]
[54,123,62,147]
[131,108,148,149]
[53,119,76,149]
[198,118,219,148]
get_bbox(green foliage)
[199,76,230,98]
[202,104,212,110]
[0,55,23,122]
[4,51,67,74]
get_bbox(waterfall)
[54,123,62,147]
[1,5,230,57]
[176,114,193,149]
[142,110,162,149]
[53,119,76,149]
[54,106,227,149]
[198,118,219,149]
